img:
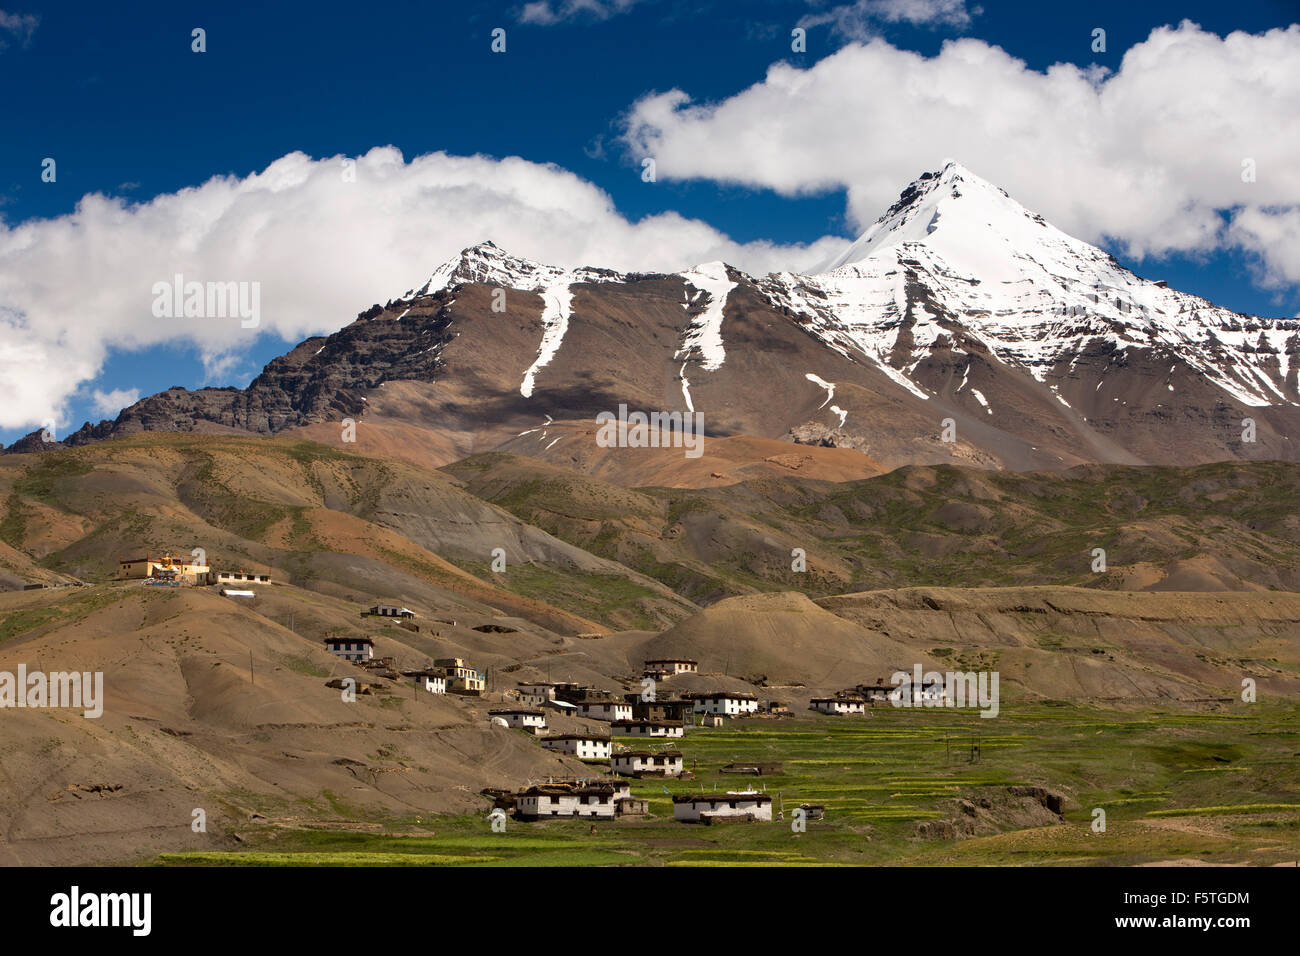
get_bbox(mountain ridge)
[11,162,1298,477]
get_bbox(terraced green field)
[158,702,1300,866]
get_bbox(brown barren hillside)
[0,584,618,866]
[817,586,1300,703]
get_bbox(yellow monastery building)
[118,553,210,585]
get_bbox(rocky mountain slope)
[11,163,1297,477]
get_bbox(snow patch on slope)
[677,262,736,371]
[521,277,574,398]
[805,373,835,408]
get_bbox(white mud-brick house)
[539,734,612,761]
[810,696,866,715]
[689,692,759,716]
[324,635,374,662]
[858,679,948,706]
[610,719,684,739]
[612,750,685,778]
[210,570,273,586]
[516,784,617,819]
[580,777,632,801]
[576,698,633,722]
[436,658,486,695]
[643,658,698,678]
[856,683,894,704]
[369,604,415,618]
[516,682,557,707]
[672,791,774,823]
[414,671,447,695]
[489,708,548,733]
[552,682,594,703]
[891,679,949,706]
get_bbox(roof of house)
[613,750,683,760]
[325,636,374,646]
[518,785,617,799]
[488,708,545,716]
[684,691,759,701]
[611,719,683,728]
[540,734,611,743]
[644,658,698,665]
[673,792,773,805]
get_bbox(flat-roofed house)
[516,784,617,819]
[413,670,447,695]
[897,679,949,706]
[369,604,415,618]
[672,790,773,823]
[576,698,633,722]
[688,692,759,716]
[517,682,557,707]
[211,570,273,586]
[643,658,698,678]
[539,734,612,762]
[436,658,486,695]
[488,708,547,733]
[610,719,684,739]
[324,636,374,662]
[612,750,684,778]
[857,680,948,706]
[810,696,866,715]
[626,695,695,722]
[616,797,649,816]
[856,683,893,703]
[552,682,595,704]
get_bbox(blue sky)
[2,0,1299,444]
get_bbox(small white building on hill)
[672,790,773,823]
[612,751,684,778]
[489,708,547,732]
[539,734,612,761]
[810,696,866,715]
[689,692,759,716]
[610,719,684,739]
[576,699,633,722]
[324,636,374,662]
[414,671,447,695]
[516,784,617,819]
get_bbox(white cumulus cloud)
[0,147,846,433]
[88,387,141,418]
[621,20,1300,283]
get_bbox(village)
[114,548,944,827]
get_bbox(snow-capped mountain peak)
[394,163,1297,415]
[823,160,1098,288]
[765,162,1299,409]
